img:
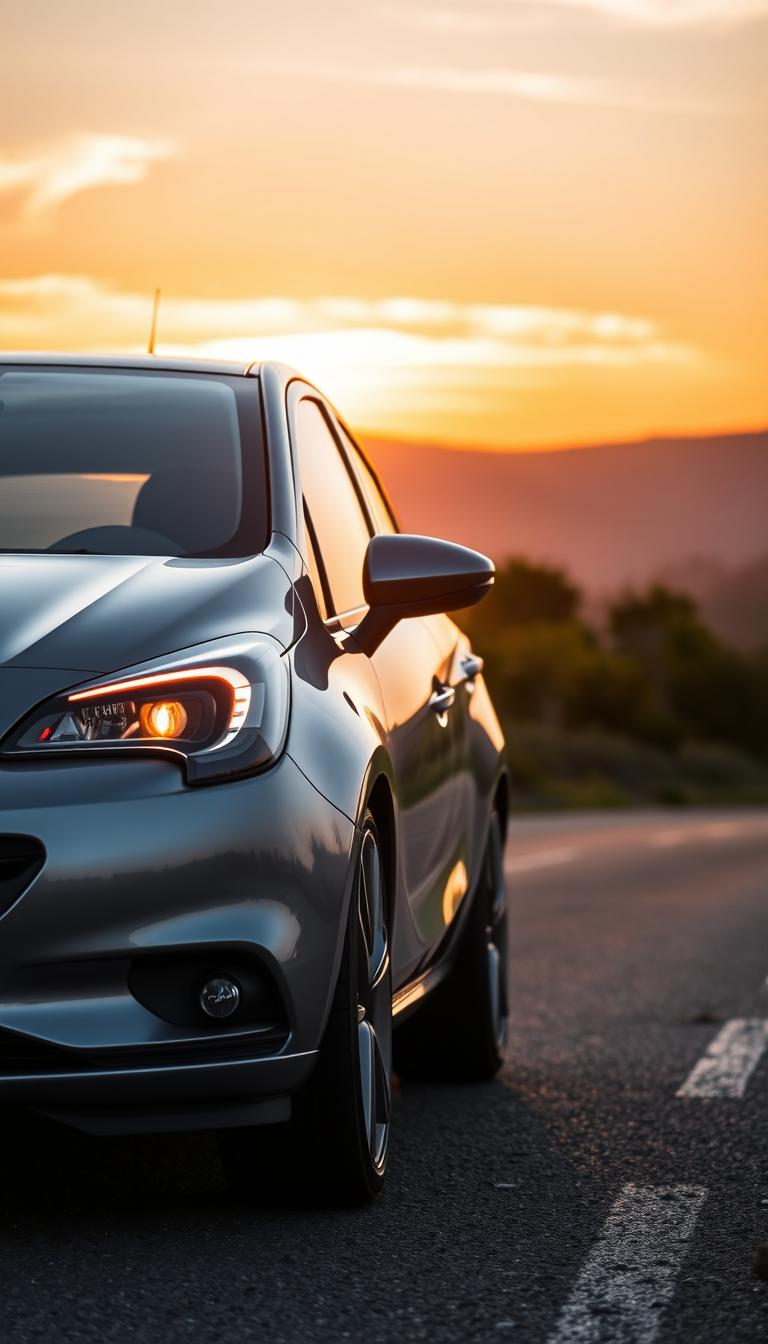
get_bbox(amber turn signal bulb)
[139,700,188,739]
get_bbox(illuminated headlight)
[1,636,289,785]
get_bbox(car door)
[329,418,470,959]
[420,611,485,914]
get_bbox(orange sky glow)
[1,0,766,449]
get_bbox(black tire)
[219,811,392,1205]
[394,811,507,1083]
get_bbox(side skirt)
[391,866,479,1025]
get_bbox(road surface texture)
[3,808,768,1343]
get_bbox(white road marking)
[650,820,751,850]
[544,1184,706,1344]
[649,829,689,848]
[676,1018,768,1098]
[700,821,743,840]
[504,846,578,875]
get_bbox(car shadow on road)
[0,1077,595,1343]
[0,1110,229,1216]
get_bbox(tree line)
[461,558,768,806]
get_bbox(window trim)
[302,501,332,621]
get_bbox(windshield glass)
[0,367,265,556]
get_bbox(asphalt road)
[3,808,768,1343]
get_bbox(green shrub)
[473,558,768,809]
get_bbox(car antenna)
[147,287,161,355]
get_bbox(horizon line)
[359,421,768,456]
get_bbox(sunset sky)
[2,0,767,448]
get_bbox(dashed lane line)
[543,1184,707,1344]
[649,820,750,849]
[504,847,579,876]
[676,1018,768,1099]
[698,821,744,840]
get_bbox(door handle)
[460,653,484,687]
[429,683,456,719]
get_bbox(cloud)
[381,0,768,30]
[0,274,711,444]
[533,0,768,26]
[0,135,175,219]
[381,67,602,102]
[0,273,700,368]
[270,59,751,115]
[381,0,768,34]
[274,58,608,107]
[386,65,759,114]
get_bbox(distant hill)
[363,429,768,602]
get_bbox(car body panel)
[369,615,462,949]
[0,551,298,677]
[0,751,355,1097]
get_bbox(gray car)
[0,355,508,1202]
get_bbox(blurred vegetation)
[461,558,768,810]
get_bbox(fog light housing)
[199,976,241,1020]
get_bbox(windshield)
[0,367,266,557]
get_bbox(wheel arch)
[493,770,510,842]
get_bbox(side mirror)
[353,534,494,655]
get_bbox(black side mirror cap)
[353,534,494,655]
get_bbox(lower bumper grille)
[0,835,45,916]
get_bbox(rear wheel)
[219,811,392,1204]
[394,811,507,1083]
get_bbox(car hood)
[0,551,298,737]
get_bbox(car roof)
[0,352,263,377]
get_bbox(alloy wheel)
[355,826,392,1173]
[485,816,508,1052]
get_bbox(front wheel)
[394,811,507,1083]
[219,811,392,1205]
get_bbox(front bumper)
[0,750,356,1131]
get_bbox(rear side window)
[337,424,398,536]
[295,399,372,616]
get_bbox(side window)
[295,399,372,617]
[337,424,398,536]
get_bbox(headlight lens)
[1,637,288,785]
[34,689,215,748]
